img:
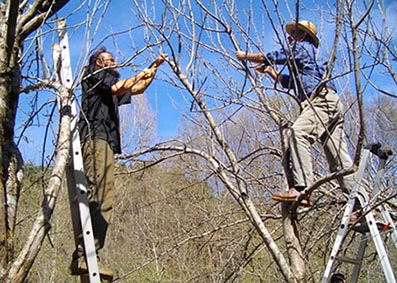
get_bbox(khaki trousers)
[81,139,115,252]
[284,89,354,193]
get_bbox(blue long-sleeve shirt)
[263,41,335,102]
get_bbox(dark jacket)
[78,64,131,154]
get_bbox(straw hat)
[285,20,319,47]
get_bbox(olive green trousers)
[79,139,115,254]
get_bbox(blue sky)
[16,0,397,163]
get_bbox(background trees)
[2,0,396,282]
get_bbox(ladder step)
[335,255,362,265]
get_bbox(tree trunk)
[282,203,306,283]
[0,0,69,279]
[7,82,72,283]
[0,41,21,283]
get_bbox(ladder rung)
[335,255,362,265]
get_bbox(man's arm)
[235,51,265,63]
[256,65,284,85]
[111,68,156,96]
[111,54,167,96]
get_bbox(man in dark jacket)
[71,47,163,279]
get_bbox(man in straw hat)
[236,20,355,208]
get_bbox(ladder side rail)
[379,206,397,249]
[57,19,100,283]
[322,148,372,283]
[356,189,396,283]
[370,147,397,249]
[70,122,100,283]
[362,205,396,283]
[321,196,356,283]
[356,145,396,283]
[370,149,388,203]
[65,156,83,248]
[52,45,82,247]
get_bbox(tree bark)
[7,81,72,283]
[282,203,305,283]
[0,0,22,273]
[0,0,69,279]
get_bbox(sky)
[15,0,397,163]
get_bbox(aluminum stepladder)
[322,143,396,283]
[53,19,101,283]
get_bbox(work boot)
[299,194,315,207]
[70,256,88,276]
[272,188,314,207]
[97,256,114,281]
[271,188,300,202]
[70,255,114,281]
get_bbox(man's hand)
[150,53,168,68]
[112,54,167,96]
[235,50,247,61]
[253,65,272,74]
[253,65,281,82]
[130,54,168,95]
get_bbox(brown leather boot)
[70,256,114,281]
[70,256,88,276]
[271,188,300,202]
[97,257,114,281]
[272,188,314,207]
[299,194,314,207]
